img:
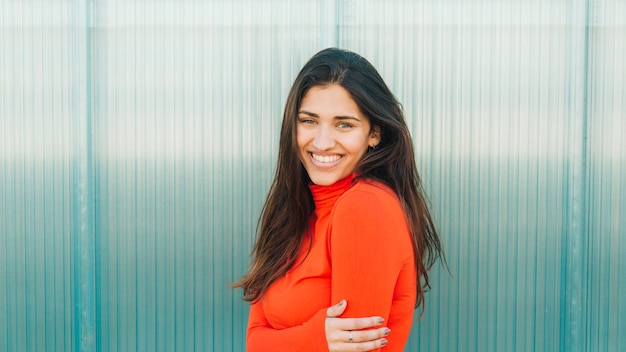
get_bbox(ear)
[369,125,381,147]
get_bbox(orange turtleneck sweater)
[246,175,417,351]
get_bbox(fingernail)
[384,328,391,336]
[340,299,346,306]
[377,318,385,324]
[381,338,388,346]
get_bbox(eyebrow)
[298,110,361,122]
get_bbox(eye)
[298,118,316,125]
[337,122,354,129]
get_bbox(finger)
[349,327,391,343]
[326,299,347,318]
[336,338,388,351]
[327,316,385,331]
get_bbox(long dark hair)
[234,48,445,312]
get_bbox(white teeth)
[312,153,341,163]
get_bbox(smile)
[311,153,342,164]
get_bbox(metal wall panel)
[0,1,83,351]
[89,1,322,351]
[1,1,624,351]
[586,2,626,350]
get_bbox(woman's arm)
[325,299,391,351]
[329,185,416,351]
[247,299,390,352]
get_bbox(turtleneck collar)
[309,174,356,218]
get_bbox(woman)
[235,48,445,351]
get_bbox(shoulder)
[333,179,404,219]
[329,178,412,252]
[341,179,400,206]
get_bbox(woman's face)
[296,84,380,186]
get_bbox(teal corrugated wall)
[1,1,624,351]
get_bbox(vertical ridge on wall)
[564,1,591,351]
[73,0,96,350]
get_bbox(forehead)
[299,84,362,116]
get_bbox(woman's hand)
[325,299,391,351]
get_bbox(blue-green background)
[1,0,624,351]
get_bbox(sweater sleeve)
[329,185,413,350]
[246,300,329,351]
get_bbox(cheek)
[296,131,316,158]
[296,126,306,148]
[346,135,370,154]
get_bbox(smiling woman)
[296,85,380,186]
[234,48,446,352]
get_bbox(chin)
[308,173,345,186]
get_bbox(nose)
[312,125,335,150]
